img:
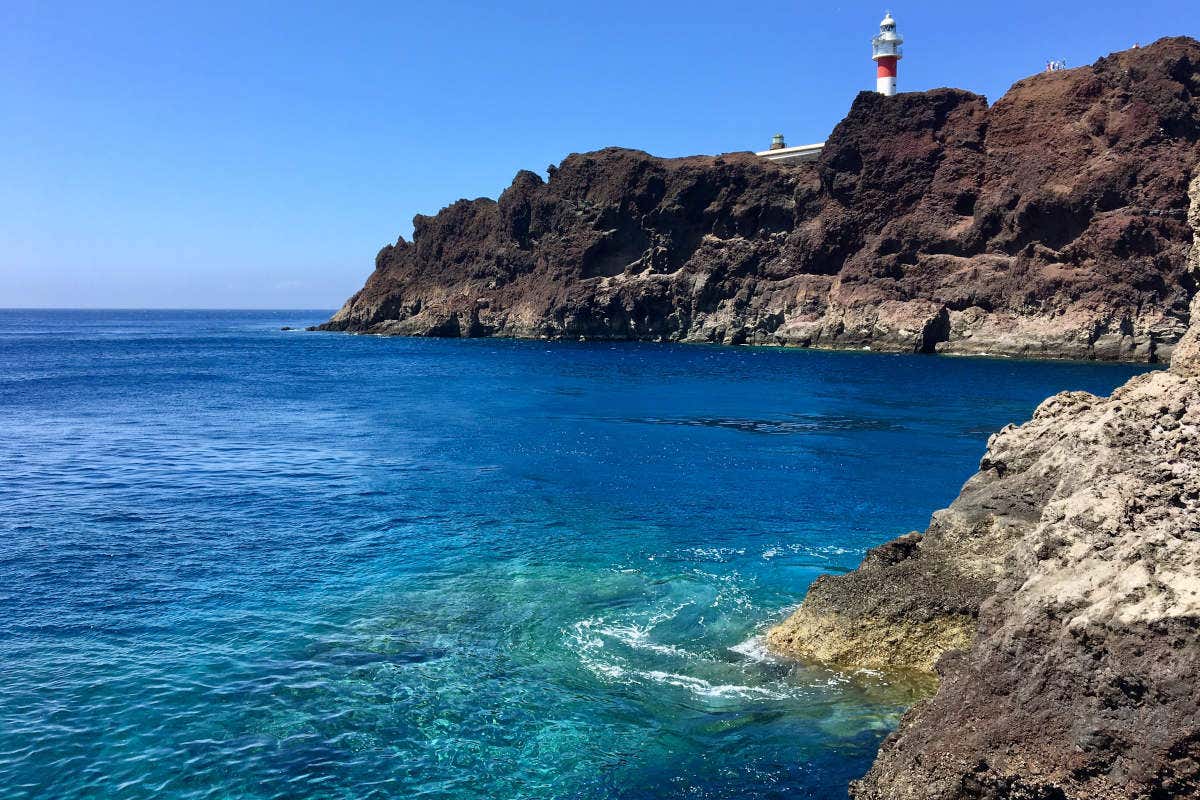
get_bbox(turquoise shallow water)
[0,310,1154,799]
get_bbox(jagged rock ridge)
[321,37,1200,361]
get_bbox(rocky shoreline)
[766,183,1200,798]
[315,35,1200,798]
[320,38,1200,363]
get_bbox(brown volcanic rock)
[322,38,1200,361]
[766,179,1200,799]
[324,148,810,342]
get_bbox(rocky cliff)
[766,179,1200,798]
[321,37,1200,361]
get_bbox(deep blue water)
[0,310,1154,800]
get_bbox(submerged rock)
[322,37,1200,362]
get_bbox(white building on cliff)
[757,13,905,165]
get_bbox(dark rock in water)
[321,37,1200,362]
[280,326,295,331]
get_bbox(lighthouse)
[872,12,903,96]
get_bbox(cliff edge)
[321,38,1200,361]
[766,178,1200,798]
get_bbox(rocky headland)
[321,38,1200,362]
[767,182,1200,798]
[317,36,1200,797]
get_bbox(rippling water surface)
[0,310,1154,799]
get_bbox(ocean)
[0,310,1154,799]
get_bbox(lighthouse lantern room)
[872,12,903,96]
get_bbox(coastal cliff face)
[322,37,1200,361]
[767,194,1200,798]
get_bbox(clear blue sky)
[2,1,1193,309]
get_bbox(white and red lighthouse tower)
[871,12,904,96]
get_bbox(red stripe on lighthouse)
[876,56,897,78]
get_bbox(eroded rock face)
[322,38,1200,361]
[854,364,1199,800]
[767,266,1200,797]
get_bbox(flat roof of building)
[755,142,825,164]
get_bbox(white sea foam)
[596,621,691,658]
[590,660,626,679]
[680,547,746,562]
[637,670,787,700]
[565,614,806,703]
[708,574,754,612]
[728,635,773,663]
[561,568,807,704]
[647,602,692,626]
[564,618,627,680]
